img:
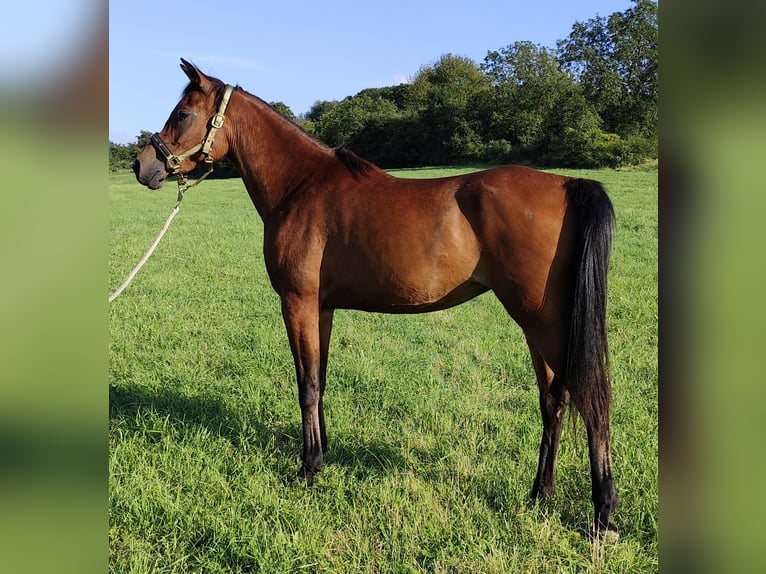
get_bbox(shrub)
[591,132,658,168]
[482,139,512,163]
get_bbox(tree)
[109,141,133,171]
[535,85,605,167]
[109,131,153,171]
[557,0,658,137]
[480,41,577,153]
[410,54,489,109]
[482,41,566,88]
[409,54,493,164]
[135,130,153,147]
[314,93,403,149]
[111,3,657,171]
[305,100,339,123]
[269,101,297,121]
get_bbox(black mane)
[334,146,379,179]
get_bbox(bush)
[590,132,658,168]
[482,139,512,163]
[449,122,487,163]
[533,87,657,168]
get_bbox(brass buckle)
[151,132,182,173]
[166,155,182,172]
[211,113,225,129]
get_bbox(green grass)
[109,165,657,573]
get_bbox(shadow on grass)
[109,382,271,447]
[109,382,406,482]
[109,383,595,533]
[325,431,407,481]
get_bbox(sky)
[108,0,633,144]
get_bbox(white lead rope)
[108,204,181,303]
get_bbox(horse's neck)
[227,93,331,220]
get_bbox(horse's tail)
[564,178,615,428]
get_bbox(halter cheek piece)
[150,84,235,203]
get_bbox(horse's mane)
[334,146,380,180]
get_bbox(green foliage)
[307,1,657,169]
[113,1,658,171]
[314,93,404,148]
[109,130,152,171]
[535,85,605,168]
[109,167,658,572]
[592,132,658,168]
[410,53,491,112]
[310,54,499,167]
[413,54,493,165]
[448,121,487,163]
[557,0,658,137]
[269,101,297,121]
[305,99,339,122]
[481,41,577,155]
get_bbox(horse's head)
[133,59,233,190]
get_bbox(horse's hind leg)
[527,337,570,500]
[584,408,619,537]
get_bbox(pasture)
[109,165,657,573]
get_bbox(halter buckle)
[211,113,225,129]
[150,132,183,173]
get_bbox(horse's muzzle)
[133,157,166,190]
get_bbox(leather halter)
[150,84,235,194]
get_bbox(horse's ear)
[180,59,200,84]
[179,58,214,93]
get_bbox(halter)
[150,83,235,204]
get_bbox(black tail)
[564,179,615,428]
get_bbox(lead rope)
[108,178,191,303]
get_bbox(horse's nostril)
[132,159,140,176]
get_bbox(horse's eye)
[178,110,191,122]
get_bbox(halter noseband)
[150,83,235,202]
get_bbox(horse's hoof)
[530,484,555,501]
[593,522,619,543]
[296,465,315,486]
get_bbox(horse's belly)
[320,246,486,313]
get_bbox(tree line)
[111,0,656,172]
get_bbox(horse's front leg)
[318,309,334,454]
[281,293,324,484]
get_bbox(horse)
[133,59,618,537]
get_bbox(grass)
[109,165,657,573]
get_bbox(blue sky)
[109,0,632,144]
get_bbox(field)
[109,165,658,573]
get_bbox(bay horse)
[133,59,618,536]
